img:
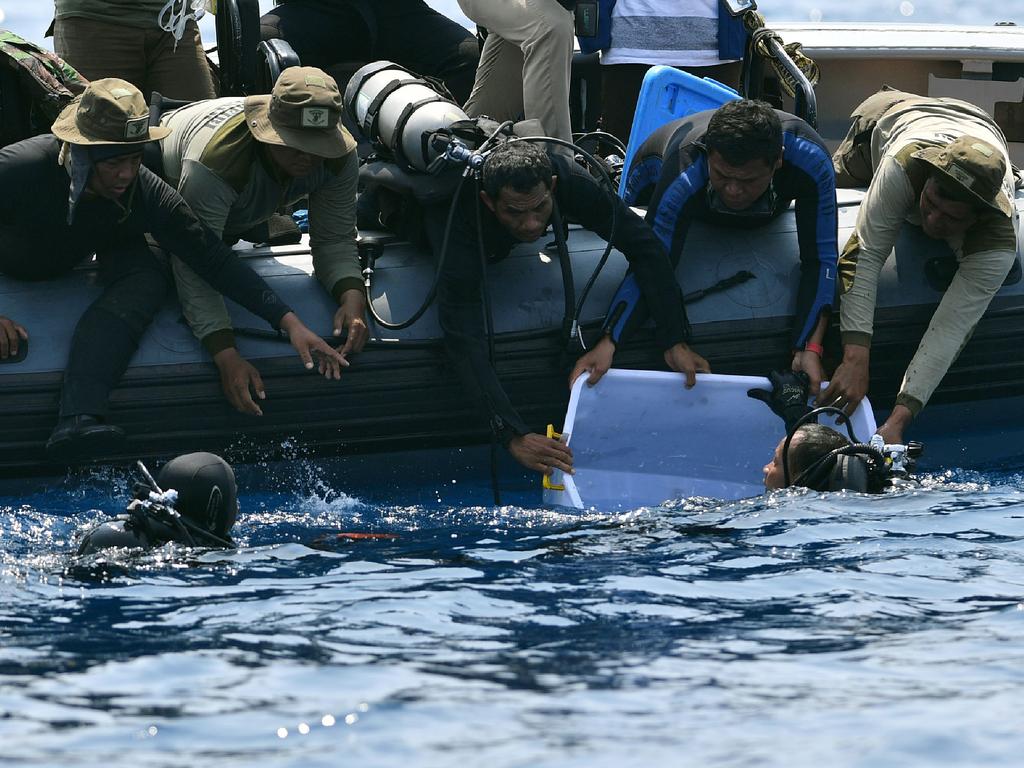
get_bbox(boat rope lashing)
[158,0,210,48]
[742,11,820,100]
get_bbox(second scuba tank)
[343,61,469,172]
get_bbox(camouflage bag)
[0,29,88,147]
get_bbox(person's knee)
[94,268,170,332]
[538,2,575,42]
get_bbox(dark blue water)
[3,448,1024,767]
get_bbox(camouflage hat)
[913,136,1012,218]
[244,66,356,159]
[51,77,169,145]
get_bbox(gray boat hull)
[2,189,1022,476]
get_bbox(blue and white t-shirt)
[602,0,727,67]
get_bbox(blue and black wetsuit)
[606,108,838,350]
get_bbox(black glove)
[747,370,813,432]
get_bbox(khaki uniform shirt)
[839,97,1018,415]
[160,98,359,354]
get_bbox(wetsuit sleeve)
[561,169,688,349]
[838,156,916,347]
[168,159,239,354]
[436,188,531,446]
[310,151,362,301]
[896,219,1016,415]
[137,168,292,331]
[601,155,708,347]
[785,131,838,347]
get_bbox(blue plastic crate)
[619,66,740,197]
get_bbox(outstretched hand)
[664,342,710,388]
[747,369,811,432]
[508,433,574,476]
[213,347,266,416]
[569,335,615,387]
[333,288,369,358]
[279,312,349,379]
[791,349,824,397]
[0,315,28,359]
[818,346,869,416]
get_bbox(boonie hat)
[913,136,1012,218]
[52,77,170,145]
[244,66,356,158]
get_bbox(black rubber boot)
[45,415,126,464]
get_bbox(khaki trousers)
[54,17,216,102]
[458,0,575,142]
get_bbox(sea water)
[2,1,1024,765]
[3,450,1024,767]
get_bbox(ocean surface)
[3,0,1024,766]
[3,452,1024,767]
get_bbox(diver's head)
[479,140,556,243]
[705,100,784,212]
[764,423,850,490]
[157,452,238,538]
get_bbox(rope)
[743,11,820,99]
[157,0,210,47]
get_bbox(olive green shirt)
[160,97,360,354]
[838,97,1018,415]
[55,1,170,30]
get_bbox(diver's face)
[919,177,978,240]
[265,143,324,178]
[763,435,795,490]
[481,177,557,243]
[707,149,781,211]
[89,152,142,199]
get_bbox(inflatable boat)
[2,19,1024,478]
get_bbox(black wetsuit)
[0,135,291,420]
[261,0,480,104]
[437,153,688,445]
[76,515,231,555]
[608,108,838,350]
[76,517,170,555]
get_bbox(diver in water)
[76,452,238,555]
[750,369,921,493]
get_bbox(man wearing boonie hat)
[158,66,364,417]
[821,90,1019,445]
[0,77,346,462]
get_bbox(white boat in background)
[775,21,1024,164]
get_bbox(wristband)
[804,342,824,356]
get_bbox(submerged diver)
[750,369,919,492]
[77,452,238,555]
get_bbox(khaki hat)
[244,66,356,158]
[52,77,169,146]
[913,136,1012,218]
